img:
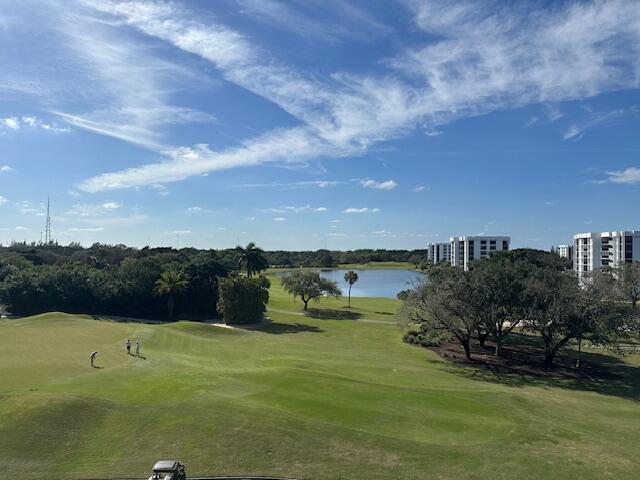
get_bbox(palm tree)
[153,270,189,320]
[344,270,359,308]
[236,242,269,277]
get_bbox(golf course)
[1,275,639,480]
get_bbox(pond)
[273,268,425,299]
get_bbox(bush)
[397,289,412,301]
[403,325,448,347]
[217,276,270,325]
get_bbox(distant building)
[573,230,640,278]
[450,236,510,271]
[555,244,573,266]
[426,242,452,264]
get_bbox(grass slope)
[0,296,639,479]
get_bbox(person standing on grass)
[135,341,141,357]
[126,338,131,355]
[90,351,98,367]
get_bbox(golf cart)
[148,460,186,480]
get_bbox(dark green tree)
[281,271,341,310]
[153,270,189,320]
[217,275,270,325]
[399,265,477,359]
[236,242,269,278]
[344,270,359,308]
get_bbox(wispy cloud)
[237,0,389,43]
[597,167,640,185]
[187,206,212,213]
[50,6,213,150]
[63,0,640,190]
[274,217,286,222]
[360,179,398,190]
[0,196,7,205]
[0,165,14,172]
[68,227,104,232]
[233,180,342,189]
[412,184,428,192]
[261,205,328,214]
[563,107,636,140]
[344,207,380,214]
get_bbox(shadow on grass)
[260,322,324,334]
[91,314,169,325]
[430,334,640,402]
[305,308,362,320]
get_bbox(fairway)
[1,286,639,479]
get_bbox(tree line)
[0,242,427,269]
[0,242,275,322]
[400,250,639,369]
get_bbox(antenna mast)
[44,197,52,244]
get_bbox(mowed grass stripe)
[0,290,639,479]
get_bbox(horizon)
[1,1,640,251]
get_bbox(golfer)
[126,338,131,354]
[135,341,141,357]
[90,351,98,367]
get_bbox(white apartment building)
[450,236,510,270]
[555,244,573,265]
[573,231,640,277]
[426,242,452,264]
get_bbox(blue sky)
[1,0,639,250]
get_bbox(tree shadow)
[374,311,394,316]
[305,308,361,320]
[259,322,324,334]
[433,338,640,402]
[90,314,168,325]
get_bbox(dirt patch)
[427,336,623,381]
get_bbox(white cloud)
[274,217,286,222]
[48,8,212,150]
[102,201,121,209]
[0,115,69,133]
[344,207,380,214]
[327,233,347,237]
[237,0,389,43]
[14,226,29,231]
[78,128,325,192]
[413,184,427,192]
[68,227,104,232]
[233,180,342,189]
[599,167,640,185]
[1,165,14,172]
[73,0,640,191]
[262,205,329,214]
[563,108,635,140]
[330,219,341,223]
[360,179,398,190]
[169,230,192,235]
[187,206,211,213]
[1,117,19,129]
[0,195,7,204]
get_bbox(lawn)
[0,290,639,479]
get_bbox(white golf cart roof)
[153,460,181,471]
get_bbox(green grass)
[1,295,639,479]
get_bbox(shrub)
[217,276,270,325]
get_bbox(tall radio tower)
[44,197,52,245]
